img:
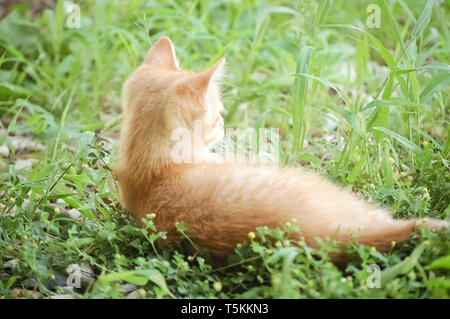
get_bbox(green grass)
[0,0,449,299]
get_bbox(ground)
[0,0,449,299]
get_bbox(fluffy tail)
[336,215,449,251]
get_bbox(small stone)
[59,208,97,228]
[44,270,67,291]
[10,139,45,153]
[126,290,143,299]
[3,258,20,269]
[56,198,67,206]
[0,145,9,157]
[65,263,95,289]
[22,270,67,291]
[50,294,74,299]
[14,159,37,170]
[12,288,41,299]
[121,284,137,296]
[22,278,37,289]
[64,208,84,221]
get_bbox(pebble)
[14,159,37,170]
[0,138,45,158]
[3,258,20,269]
[50,204,97,229]
[10,139,45,152]
[121,284,137,296]
[12,288,41,299]
[65,263,95,289]
[66,208,84,221]
[0,145,9,157]
[50,294,75,299]
[22,270,67,291]
[126,290,143,299]
[45,271,68,290]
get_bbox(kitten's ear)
[189,57,226,94]
[144,36,178,69]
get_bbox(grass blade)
[412,0,434,38]
[372,127,424,156]
[419,72,450,102]
[314,0,334,27]
[292,46,314,154]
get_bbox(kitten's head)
[122,36,225,161]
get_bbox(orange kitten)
[114,37,448,257]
